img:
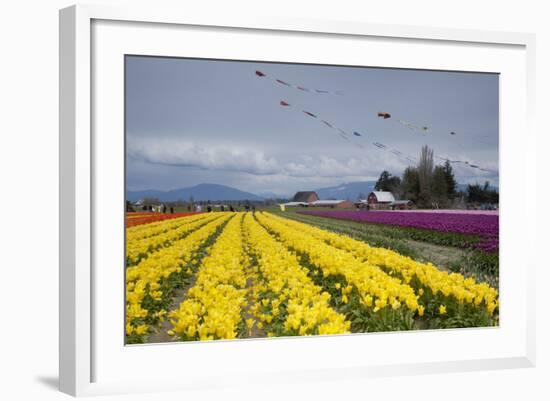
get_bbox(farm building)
[367,191,395,209]
[281,201,309,208]
[389,200,413,210]
[133,199,165,212]
[310,200,354,209]
[292,191,320,203]
[357,192,413,210]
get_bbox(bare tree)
[417,145,434,207]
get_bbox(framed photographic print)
[59,4,536,397]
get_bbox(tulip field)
[300,210,499,253]
[125,211,499,344]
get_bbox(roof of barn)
[369,191,395,203]
[292,191,319,202]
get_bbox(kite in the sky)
[276,100,415,164]
[437,156,495,173]
[337,132,350,141]
[396,120,429,134]
[277,99,490,172]
[255,69,343,95]
[376,111,430,134]
[447,130,494,148]
[257,69,494,172]
[337,128,350,139]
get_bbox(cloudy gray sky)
[126,56,499,196]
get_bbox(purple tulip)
[299,210,499,253]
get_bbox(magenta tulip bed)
[299,210,499,253]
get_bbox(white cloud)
[128,139,280,175]
[128,138,397,179]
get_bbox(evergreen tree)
[443,160,457,198]
[401,166,420,202]
[375,170,401,193]
[432,166,449,207]
[467,181,499,204]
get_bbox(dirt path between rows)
[147,276,198,344]
[403,239,466,272]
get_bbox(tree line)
[374,145,498,208]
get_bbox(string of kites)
[255,70,494,174]
[255,70,344,96]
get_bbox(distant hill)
[255,191,288,200]
[127,183,264,202]
[127,181,497,204]
[314,181,377,201]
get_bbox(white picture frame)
[59,4,536,397]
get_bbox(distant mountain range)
[127,181,379,203]
[255,191,286,200]
[127,180,496,203]
[244,181,378,201]
[126,183,264,202]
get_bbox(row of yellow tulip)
[125,213,234,337]
[126,213,221,266]
[242,213,350,336]
[262,212,498,315]
[168,214,248,341]
[255,212,421,314]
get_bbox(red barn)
[292,191,320,203]
[367,191,395,209]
